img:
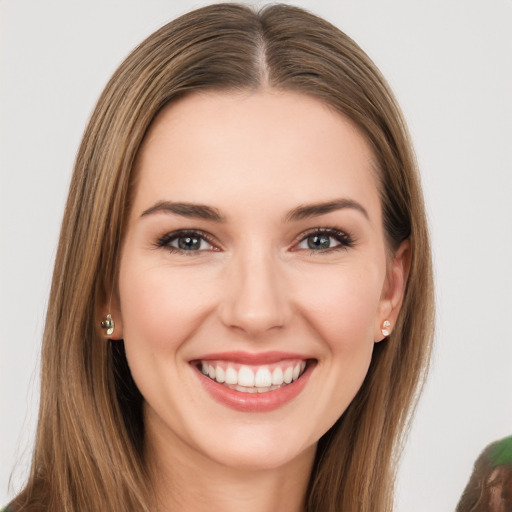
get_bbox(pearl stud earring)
[381,320,391,337]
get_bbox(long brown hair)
[11,4,434,511]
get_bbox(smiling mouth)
[196,359,309,393]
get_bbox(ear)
[374,239,411,342]
[100,290,124,340]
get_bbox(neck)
[145,424,316,512]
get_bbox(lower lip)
[194,362,314,413]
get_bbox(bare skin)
[146,415,315,512]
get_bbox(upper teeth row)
[200,361,306,388]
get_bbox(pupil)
[308,235,330,249]
[178,236,200,250]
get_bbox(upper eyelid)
[298,227,347,236]
[295,227,352,242]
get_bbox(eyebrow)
[140,201,225,222]
[285,198,369,222]
[140,198,368,223]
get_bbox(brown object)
[457,438,512,512]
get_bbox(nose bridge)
[219,243,290,334]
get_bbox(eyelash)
[293,227,355,253]
[155,230,218,255]
[155,227,355,255]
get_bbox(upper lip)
[190,351,314,365]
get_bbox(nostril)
[217,298,290,334]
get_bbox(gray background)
[1,0,511,510]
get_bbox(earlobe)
[100,291,124,340]
[374,239,411,342]
[101,314,115,336]
[381,320,391,337]
[100,311,124,340]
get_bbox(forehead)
[132,89,380,221]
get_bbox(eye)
[295,228,354,252]
[156,230,216,253]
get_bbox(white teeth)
[238,366,255,387]
[235,385,257,393]
[223,383,283,393]
[225,366,238,385]
[283,366,293,384]
[199,360,308,391]
[215,366,225,383]
[271,367,284,385]
[255,368,272,387]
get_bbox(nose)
[217,249,291,336]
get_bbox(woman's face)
[114,90,408,471]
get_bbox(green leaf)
[490,435,512,467]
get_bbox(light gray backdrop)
[1,1,511,510]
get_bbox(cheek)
[116,255,218,416]
[292,261,383,352]
[118,256,211,353]
[291,263,384,429]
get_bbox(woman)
[5,3,433,511]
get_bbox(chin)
[204,436,316,472]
